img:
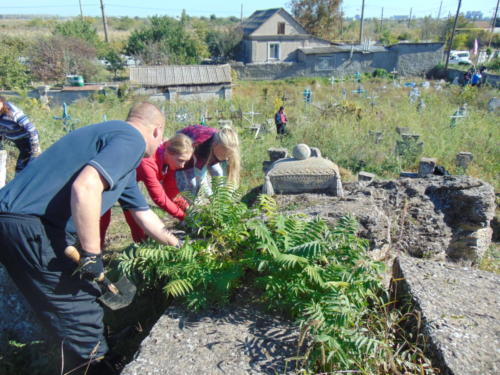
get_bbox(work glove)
[76,250,104,282]
[175,239,184,249]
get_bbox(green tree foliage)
[0,50,30,89]
[103,49,126,78]
[28,36,100,82]
[380,31,398,45]
[205,27,242,62]
[0,36,31,89]
[53,18,101,48]
[125,16,205,65]
[290,0,342,40]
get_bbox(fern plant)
[117,180,434,373]
[246,195,385,371]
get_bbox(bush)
[28,36,100,82]
[372,68,390,78]
[53,18,101,48]
[126,16,206,65]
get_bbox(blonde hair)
[166,133,193,155]
[212,126,240,186]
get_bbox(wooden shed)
[129,64,232,101]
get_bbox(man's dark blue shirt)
[0,120,149,233]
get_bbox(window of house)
[269,43,280,60]
[277,22,285,34]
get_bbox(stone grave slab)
[392,256,500,375]
[122,304,300,375]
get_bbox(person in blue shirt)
[0,101,181,374]
[0,96,41,172]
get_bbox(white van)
[450,51,472,64]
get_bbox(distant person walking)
[274,106,287,135]
[0,96,41,172]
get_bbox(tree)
[205,27,242,62]
[126,16,206,65]
[290,0,342,40]
[0,51,31,89]
[54,18,101,48]
[103,49,126,78]
[28,36,100,82]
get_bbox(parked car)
[450,51,472,65]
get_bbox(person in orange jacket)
[100,133,193,245]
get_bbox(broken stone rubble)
[278,175,495,264]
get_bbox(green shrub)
[118,178,437,373]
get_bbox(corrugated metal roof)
[130,64,232,86]
[240,8,281,36]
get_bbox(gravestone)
[396,134,424,159]
[292,144,311,160]
[396,126,411,135]
[218,119,233,128]
[456,152,473,171]
[358,171,375,185]
[417,98,426,112]
[262,145,343,197]
[408,87,420,103]
[310,147,321,158]
[487,97,500,112]
[418,157,437,177]
[368,130,383,144]
[268,148,288,162]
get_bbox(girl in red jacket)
[100,133,194,244]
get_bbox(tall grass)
[3,76,499,192]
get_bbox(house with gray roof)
[238,8,331,63]
[129,64,232,101]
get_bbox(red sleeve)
[137,158,186,220]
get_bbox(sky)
[2,0,498,19]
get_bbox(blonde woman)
[177,124,240,194]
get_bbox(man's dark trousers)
[0,213,108,369]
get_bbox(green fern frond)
[164,279,194,298]
[303,265,324,286]
[274,253,309,268]
[287,241,324,259]
[257,193,278,218]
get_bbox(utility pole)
[380,7,384,31]
[408,8,413,27]
[489,0,499,47]
[359,0,365,44]
[491,0,499,33]
[99,0,109,43]
[240,4,243,22]
[437,0,443,19]
[78,0,83,18]
[340,7,344,39]
[444,0,462,70]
